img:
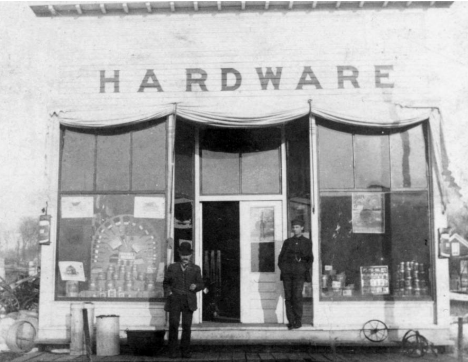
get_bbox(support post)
[458,317,463,362]
[83,309,93,362]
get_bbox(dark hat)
[291,219,305,227]
[178,242,193,256]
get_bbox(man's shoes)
[287,323,294,330]
[181,351,192,358]
[293,322,302,329]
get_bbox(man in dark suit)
[278,219,313,330]
[163,242,204,359]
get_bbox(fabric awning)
[49,97,453,208]
[52,98,431,129]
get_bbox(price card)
[360,265,389,295]
[119,252,135,260]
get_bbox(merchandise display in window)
[57,120,167,300]
[360,266,389,295]
[318,121,432,301]
[57,194,166,299]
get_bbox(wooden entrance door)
[240,201,284,323]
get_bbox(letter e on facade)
[375,65,394,88]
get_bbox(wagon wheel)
[0,293,20,313]
[21,297,39,312]
[362,319,388,342]
[402,330,429,358]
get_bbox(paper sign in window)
[108,237,122,250]
[156,262,166,282]
[134,196,165,219]
[61,197,94,218]
[250,207,275,242]
[352,193,384,234]
[131,243,145,253]
[59,261,86,282]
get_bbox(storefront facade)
[30,1,454,345]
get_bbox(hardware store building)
[27,0,459,345]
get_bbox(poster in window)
[134,196,165,219]
[59,261,86,281]
[61,196,94,218]
[250,207,275,242]
[352,193,384,234]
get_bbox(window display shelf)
[320,293,433,302]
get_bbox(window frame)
[56,121,168,302]
[199,126,283,196]
[316,119,435,302]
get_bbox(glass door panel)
[240,201,284,323]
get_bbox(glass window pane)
[318,126,354,189]
[56,218,93,297]
[242,149,280,194]
[96,133,131,191]
[200,128,241,195]
[355,135,390,189]
[132,122,166,191]
[201,128,281,195]
[287,118,311,236]
[389,192,430,270]
[174,122,195,262]
[319,192,432,301]
[201,150,240,194]
[57,194,166,300]
[251,243,275,272]
[250,206,275,272]
[241,128,281,194]
[320,195,387,296]
[390,125,428,188]
[61,130,95,191]
[175,121,195,200]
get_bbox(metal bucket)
[96,315,120,356]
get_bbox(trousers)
[168,294,193,353]
[282,273,305,326]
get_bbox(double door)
[200,200,285,324]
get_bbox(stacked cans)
[395,261,428,296]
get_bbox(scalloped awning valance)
[49,97,454,209]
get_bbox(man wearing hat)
[278,219,313,330]
[163,242,204,358]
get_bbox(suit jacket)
[163,262,204,312]
[278,235,313,282]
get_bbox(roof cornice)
[29,1,453,17]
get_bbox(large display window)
[57,120,167,300]
[318,121,432,301]
[200,127,282,195]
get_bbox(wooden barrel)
[5,312,19,320]
[5,319,37,352]
[18,310,38,320]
